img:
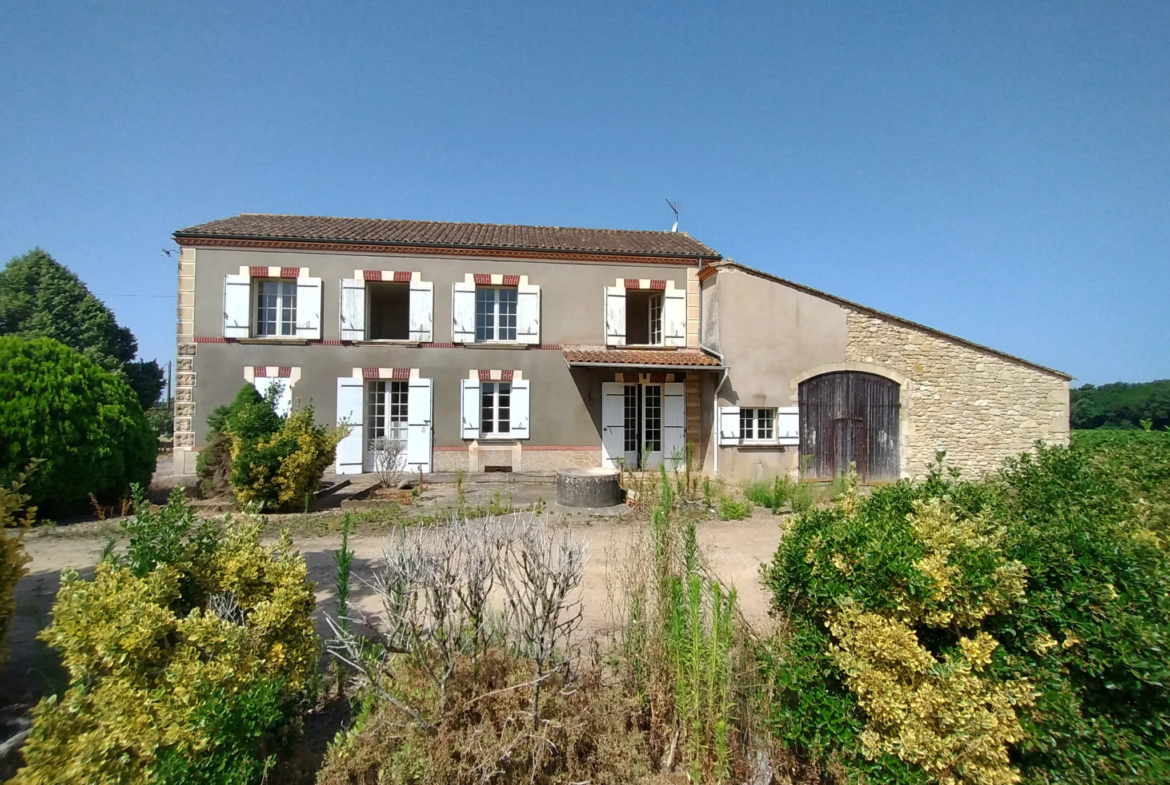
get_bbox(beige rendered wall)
[701,268,850,482]
[844,309,1070,478]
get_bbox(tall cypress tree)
[0,248,164,409]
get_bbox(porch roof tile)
[562,346,722,368]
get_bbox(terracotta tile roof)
[175,214,722,259]
[562,347,722,368]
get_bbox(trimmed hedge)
[0,337,155,517]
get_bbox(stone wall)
[845,310,1070,478]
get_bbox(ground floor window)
[481,381,511,435]
[740,408,775,441]
[367,380,408,449]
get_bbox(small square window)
[740,408,776,442]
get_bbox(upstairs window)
[367,282,411,340]
[481,381,511,435]
[476,287,518,342]
[255,280,297,337]
[739,408,775,441]
[624,290,664,345]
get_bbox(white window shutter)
[409,281,434,343]
[664,288,687,347]
[253,377,293,418]
[510,379,531,439]
[601,382,626,468]
[335,377,364,474]
[718,406,741,446]
[340,278,365,341]
[223,274,251,338]
[453,282,476,343]
[517,284,541,345]
[778,406,799,445]
[663,383,686,469]
[605,286,626,346]
[407,377,433,473]
[296,277,323,339]
[460,378,481,439]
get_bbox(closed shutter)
[296,277,323,339]
[406,377,433,473]
[604,286,626,346]
[409,281,434,343]
[460,378,481,439]
[340,278,365,341]
[223,274,251,338]
[510,379,531,439]
[663,287,686,347]
[663,383,686,469]
[778,406,799,445]
[601,382,625,468]
[718,406,741,446]
[253,377,293,417]
[452,282,476,343]
[335,376,364,474]
[516,284,541,345]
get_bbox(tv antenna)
[665,199,680,232]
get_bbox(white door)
[622,384,640,467]
[663,382,686,470]
[601,382,625,469]
[362,380,409,473]
[641,384,664,469]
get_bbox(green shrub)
[717,496,752,520]
[12,490,318,785]
[0,465,35,664]
[229,403,348,512]
[197,385,265,498]
[762,447,1170,785]
[0,336,156,517]
[744,476,796,512]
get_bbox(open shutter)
[253,377,293,417]
[460,378,481,439]
[718,406,741,446]
[335,376,364,474]
[409,281,434,343]
[664,383,686,469]
[601,382,626,468]
[663,287,686,347]
[452,282,476,343]
[604,286,626,346]
[516,284,541,345]
[296,277,323,339]
[778,406,799,445]
[510,379,531,439]
[406,377,433,473]
[340,278,365,341]
[223,274,251,338]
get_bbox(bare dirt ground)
[2,502,783,710]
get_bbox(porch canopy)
[561,346,723,371]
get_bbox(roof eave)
[563,360,723,371]
[171,231,723,262]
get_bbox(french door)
[617,383,663,469]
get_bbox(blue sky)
[2,1,1167,386]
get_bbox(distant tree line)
[1071,380,1170,431]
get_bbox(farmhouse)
[171,214,1070,482]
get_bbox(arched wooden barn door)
[798,372,900,481]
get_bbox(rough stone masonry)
[845,310,1070,478]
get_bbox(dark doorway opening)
[799,372,899,481]
[368,282,410,340]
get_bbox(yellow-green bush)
[229,403,349,512]
[0,466,35,663]
[764,448,1170,785]
[12,492,317,785]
